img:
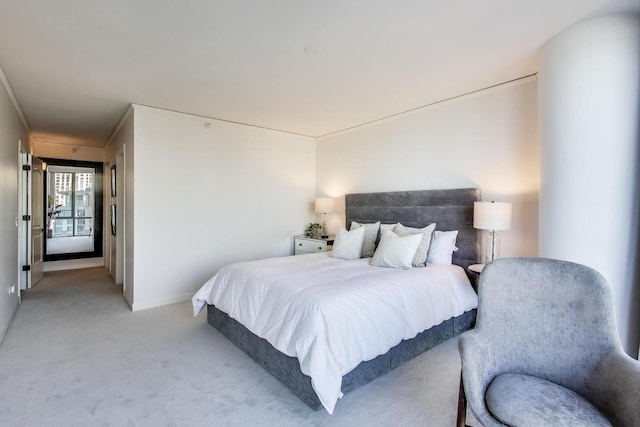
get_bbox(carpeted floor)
[0,267,479,426]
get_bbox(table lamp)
[473,201,512,264]
[315,197,335,238]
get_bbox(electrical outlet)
[15,217,19,227]
[9,285,16,295]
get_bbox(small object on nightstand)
[468,264,485,274]
[294,235,334,255]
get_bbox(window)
[43,159,103,261]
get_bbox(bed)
[193,188,480,413]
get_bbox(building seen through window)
[48,169,94,238]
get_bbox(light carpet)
[0,267,479,426]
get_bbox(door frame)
[18,150,30,291]
[41,158,104,261]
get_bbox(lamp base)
[321,213,328,239]
[485,232,500,264]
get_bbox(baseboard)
[131,292,193,311]
[43,257,104,272]
[123,293,133,311]
[0,302,19,347]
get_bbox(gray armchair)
[458,257,640,427]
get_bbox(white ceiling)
[0,0,638,148]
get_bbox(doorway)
[42,159,104,261]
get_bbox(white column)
[539,14,640,356]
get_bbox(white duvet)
[192,252,477,414]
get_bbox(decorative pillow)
[332,226,366,260]
[377,223,400,246]
[350,221,381,258]
[393,223,436,267]
[380,223,399,234]
[371,229,423,269]
[426,230,459,265]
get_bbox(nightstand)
[294,236,334,255]
[468,264,485,274]
[467,264,485,291]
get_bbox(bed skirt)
[207,304,476,411]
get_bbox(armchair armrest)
[589,351,640,427]
[458,331,508,427]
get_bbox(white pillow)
[379,223,399,246]
[426,230,459,265]
[350,221,380,258]
[371,229,423,269]
[380,223,399,234]
[332,226,366,260]
[393,223,436,267]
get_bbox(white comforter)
[192,252,477,414]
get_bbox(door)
[43,160,103,261]
[31,157,44,286]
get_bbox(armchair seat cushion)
[486,373,612,427]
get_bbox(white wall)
[316,77,539,260]
[130,105,316,310]
[539,14,640,356]
[32,140,104,163]
[0,72,29,343]
[104,107,133,305]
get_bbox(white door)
[31,157,44,286]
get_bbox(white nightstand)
[294,236,334,255]
[468,264,485,274]
[467,264,485,291]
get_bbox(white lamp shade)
[474,201,512,231]
[315,197,335,214]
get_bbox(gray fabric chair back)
[476,257,621,399]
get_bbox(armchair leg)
[457,371,469,427]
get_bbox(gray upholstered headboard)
[345,188,480,269]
